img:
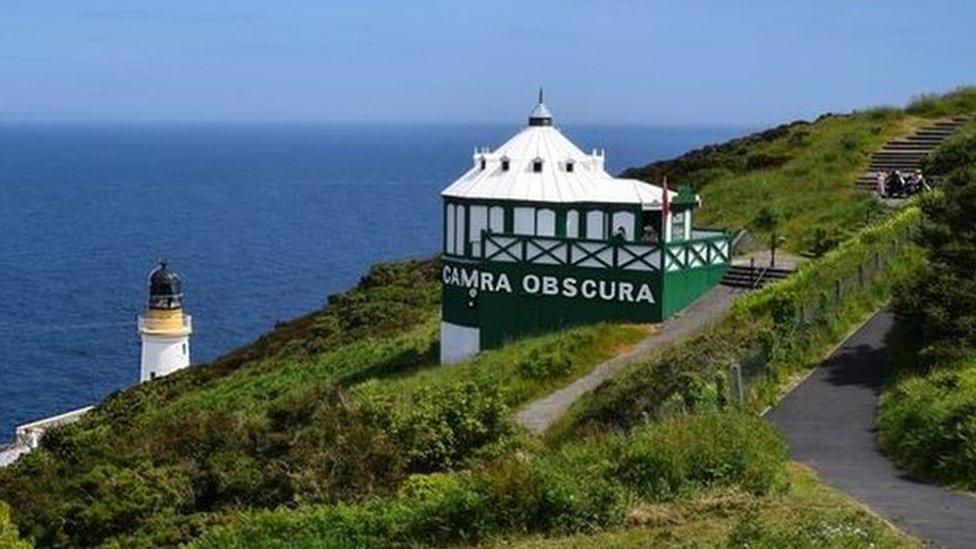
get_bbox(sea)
[0,122,747,437]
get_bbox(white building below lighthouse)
[138,261,192,382]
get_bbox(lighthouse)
[138,261,192,382]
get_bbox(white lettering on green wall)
[442,265,655,304]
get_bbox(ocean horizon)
[0,122,749,437]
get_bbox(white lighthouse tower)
[138,261,192,382]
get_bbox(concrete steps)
[855,117,969,194]
[721,264,794,289]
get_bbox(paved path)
[515,285,740,433]
[767,312,976,548]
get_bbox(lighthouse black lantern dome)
[438,92,733,364]
[138,260,192,382]
[148,261,183,310]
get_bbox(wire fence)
[728,229,914,404]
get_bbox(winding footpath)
[515,284,740,433]
[767,312,976,548]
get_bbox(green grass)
[493,464,917,549]
[879,349,976,488]
[6,87,974,547]
[191,412,789,548]
[877,114,976,489]
[623,86,976,253]
[905,86,976,117]
[0,502,30,549]
[546,207,924,444]
[350,323,646,412]
[0,257,644,548]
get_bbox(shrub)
[0,502,29,549]
[922,127,976,177]
[879,361,976,487]
[906,86,976,117]
[894,168,976,365]
[191,413,787,548]
[606,413,786,500]
[516,344,574,380]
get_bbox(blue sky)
[1,1,973,125]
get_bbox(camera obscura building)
[440,95,731,364]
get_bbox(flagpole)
[662,176,671,243]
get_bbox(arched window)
[479,157,486,170]
[565,160,575,173]
[489,206,504,232]
[537,209,556,236]
[586,210,605,240]
[469,205,488,255]
[532,158,543,173]
[501,157,511,171]
[566,210,579,238]
[445,204,456,253]
[455,206,466,255]
[612,211,635,241]
[513,207,534,235]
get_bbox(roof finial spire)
[528,88,553,127]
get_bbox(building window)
[513,207,535,235]
[536,209,556,236]
[566,210,579,238]
[501,158,510,171]
[566,161,574,173]
[446,204,456,253]
[532,160,543,173]
[455,206,466,255]
[150,372,156,380]
[469,205,488,256]
[586,210,605,240]
[612,211,635,241]
[489,206,504,232]
[480,158,486,170]
[182,343,187,355]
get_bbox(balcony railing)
[478,230,731,271]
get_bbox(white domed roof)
[441,103,676,208]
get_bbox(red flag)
[661,176,670,217]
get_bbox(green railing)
[480,230,731,272]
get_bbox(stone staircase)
[855,117,969,192]
[720,263,794,289]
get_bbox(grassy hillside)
[192,412,790,547]
[547,206,922,444]
[0,258,643,547]
[5,89,974,547]
[499,465,916,548]
[623,86,976,253]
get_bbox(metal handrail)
[751,266,770,289]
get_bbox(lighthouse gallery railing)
[479,230,730,272]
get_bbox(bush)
[879,361,976,487]
[0,502,29,549]
[906,86,976,118]
[922,127,976,177]
[191,413,787,548]
[894,169,976,365]
[606,412,786,500]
